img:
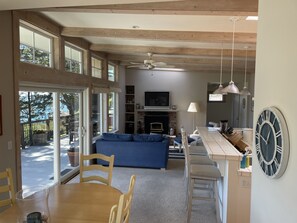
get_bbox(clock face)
[255,107,289,178]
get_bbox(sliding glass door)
[19,90,84,188]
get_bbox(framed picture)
[0,95,2,135]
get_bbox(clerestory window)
[19,25,53,67]
[91,57,102,78]
[108,63,115,82]
[65,44,83,74]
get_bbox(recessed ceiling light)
[246,16,258,21]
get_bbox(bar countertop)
[197,127,243,161]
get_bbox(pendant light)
[240,46,251,96]
[222,17,240,94]
[213,46,227,95]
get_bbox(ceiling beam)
[90,44,256,58]
[108,54,255,68]
[37,0,258,16]
[62,28,256,44]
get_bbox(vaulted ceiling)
[8,0,258,72]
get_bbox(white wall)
[251,0,297,222]
[125,69,249,133]
[0,11,17,192]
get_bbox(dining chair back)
[80,153,115,186]
[109,204,118,223]
[0,168,15,208]
[114,175,136,223]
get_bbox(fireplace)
[144,112,169,134]
[136,110,177,134]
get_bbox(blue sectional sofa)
[95,133,169,169]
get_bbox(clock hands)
[260,134,267,145]
[266,128,272,144]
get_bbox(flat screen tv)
[144,91,170,109]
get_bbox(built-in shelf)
[125,85,135,133]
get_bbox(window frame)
[207,91,226,103]
[19,23,54,68]
[107,92,119,132]
[108,63,116,82]
[64,43,84,74]
[91,55,103,79]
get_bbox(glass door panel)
[19,91,55,188]
[19,90,83,188]
[59,92,81,181]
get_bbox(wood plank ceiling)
[30,0,258,72]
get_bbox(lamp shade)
[187,102,199,113]
[240,86,251,96]
[222,81,240,94]
[213,84,228,95]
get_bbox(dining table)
[0,183,122,223]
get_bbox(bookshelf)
[125,85,135,133]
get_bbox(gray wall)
[0,11,17,194]
[125,68,253,134]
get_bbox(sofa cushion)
[102,133,132,141]
[133,134,163,142]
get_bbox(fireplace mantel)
[137,109,178,112]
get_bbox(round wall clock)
[255,107,290,179]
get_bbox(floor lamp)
[187,102,199,132]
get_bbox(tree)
[19,91,53,146]
[60,93,79,142]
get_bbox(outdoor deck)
[21,136,77,189]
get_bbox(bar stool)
[181,130,222,223]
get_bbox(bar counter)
[195,127,252,223]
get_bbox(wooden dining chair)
[109,175,136,223]
[0,168,15,208]
[109,205,118,223]
[79,153,115,186]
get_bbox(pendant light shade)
[222,17,240,94]
[240,46,251,96]
[213,46,227,95]
[213,84,226,94]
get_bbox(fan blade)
[129,62,142,65]
[155,64,175,68]
[127,64,142,68]
[151,61,167,66]
[127,64,146,69]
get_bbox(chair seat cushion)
[189,156,215,165]
[189,146,208,155]
[190,164,221,179]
